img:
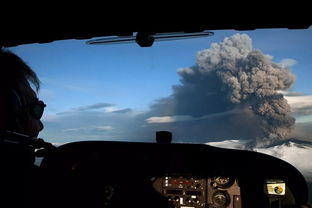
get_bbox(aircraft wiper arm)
[86,31,214,47]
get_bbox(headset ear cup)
[3,88,23,131]
[8,88,23,114]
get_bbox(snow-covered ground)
[254,142,312,182]
[207,139,312,203]
[206,139,312,182]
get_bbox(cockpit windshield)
[9,27,312,202]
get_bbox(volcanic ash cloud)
[149,34,296,147]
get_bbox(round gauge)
[213,176,233,188]
[212,191,230,207]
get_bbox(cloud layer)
[71,103,115,111]
[285,95,312,116]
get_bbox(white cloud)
[62,125,114,133]
[72,103,115,112]
[39,104,145,143]
[62,127,85,132]
[278,58,297,68]
[285,95,312,107]
[285,95,312,115]
[278,90,303,96]
[70,103,129,113]
[104,106,120,113]
[146,115,194,123]
[146,109,247,124]
[94,126,114,131]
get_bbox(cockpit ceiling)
[1,20,310,47]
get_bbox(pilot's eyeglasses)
[29,99,46,120]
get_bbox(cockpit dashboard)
[37,140,308,208]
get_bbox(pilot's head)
[0,48,45,137]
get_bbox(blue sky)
[9,27,312,144]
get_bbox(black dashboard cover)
[37,141,309,208]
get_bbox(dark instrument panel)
[153,176,208,208]
[37,141,309,208]
[153,175,241,208]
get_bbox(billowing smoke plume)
[144,34,296,147]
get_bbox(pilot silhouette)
[0,48,46,208]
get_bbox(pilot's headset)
[1,87,24,132]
